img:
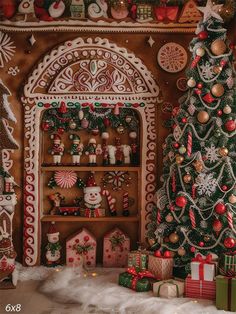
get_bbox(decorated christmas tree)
[0,80,18,167]
[147,0,236,271]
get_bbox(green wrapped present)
[127,250,148,270]
[222,252,236,272]
[119,267,156,292]
[216,275,236,312]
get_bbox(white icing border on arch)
[22,37,160,266]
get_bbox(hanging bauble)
[217,110,223,116]
[103,117,110,128]
[190,246,196,253]
[183,173,192,183]
[129,131,137,140]
[114,104,120,115]
[178,247,186,256]
[224,237,235,249]
[148,238,156,247]
[101,132,109,140]
[165,214,174,223]
[187,77,196,88]
[197,82,203,89]
[154,250,162,257]
[196,47,205,57]
[199,241,205,247]
[81,118,89,129]
[213,66,223,74]
[204,235,211,242]
[42,121,50,131]
[182,117,187,123]
[193,160,204,172]
[198,31,208,40]
[215,203,226,215]
[221,185,228,191]
[223,105,232,114]
[229,194,236,204]
[78,109,84,120]
[211,83,225,97]
[213,219,223,232]
[58,102,67,114]
[173,142,180,149]
[57,127,65,134]
[175,195,187,208]
[169,232,179,244]
[163,251,172,258]
[211,40,227,56]
[176,154,184,164]
[69,120,77,130]
[125,116,132,123]
[225,119,236,132]
[91,128,99,136]
[197,111,209,124]
[218,147,229,157]
[178,145,187,154]
[117,124,125,134]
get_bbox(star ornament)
[198,0,223,22]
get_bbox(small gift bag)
[191,254,215,281]
[222,252,236,272]
[153,279,185,298]
[148,254,173,280]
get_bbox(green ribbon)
[157,280,180,298]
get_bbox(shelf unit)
[41,216,139,222]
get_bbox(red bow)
[155,7,179,22]
[225,251,236,256]
[127,267,156,290]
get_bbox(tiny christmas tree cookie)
[178,0,202,24]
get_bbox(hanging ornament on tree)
[218,147,229,157]
[191,47,205,68]
[193,160,204,172]
[169,232,179,243]
[211,83,225,97]
[58,102,67,114]
[223,105,232,114]
[183,173,192,183]
[177,247,186,256]
[175,195,187,208]
[224,237,235,249]
[176,154,184,164]
[178,145,187,154]
[198,31,208,40]
[215,202,226,215]
[225,119,236,132]
[187,77,196,88]
[228,194,236,204]
[197,111,210,123]
[213,219,223,233]
[116,124,125,134]
[165,214,174,222]
[211,39,227,56]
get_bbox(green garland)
[109,233,125,251]
[46,242,62,254]
[73,243,94,255]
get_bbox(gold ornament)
[211,39,227,56]
[193,160,204,172]
[165,214,174,223]
[219,147,229,157]
[213,66,223,74]
[197,111,210,124]
[211,83,225,97]
[148,238,156,247]
[176,154,184,164]
[187,78,196,88]
[183,173,192,183]
[178,247,186,256]
[204,236,211,242]
[196,47,205,57]
[223,105,232,114]
[169,232,179,244]
[229,194,236,204]
[116,124,125,134]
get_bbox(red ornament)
[198,31,208,40]
[57,127,65,134]
[182,117,187,123]
[170,204,175,211]
[215,203,226,215]
[172,124,177,129]
[59,102,67,114]
[221,185,228,191]
[213,219,223,232]
[42,122,50,131]
[175,196,187,208]
[229,43,234,50]
[203,93,215,103]
[164,251,171,258]
[217,110,223,116]
[225,120,236,132]
[190,246,196,253]
[224,237,235,249]
[199,241,204,247]
[173,142,180,149]
[154,250,162,257]
[220,60,227,67]
[103,117,110,127]
[195,89,202,95]
[84,235,90,242]
[197,83,203,89]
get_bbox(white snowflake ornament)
[200,220,208,229]
[227,77,234,89]
[205,144,219,163]
[173,125,182,141]
[195,173,217,196]
[200,62,215,80]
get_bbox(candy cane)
[189,208,196,228]
[123,192,129,210]
[227,211,233,230]
[157,209,161,224]
[172,171,176,193]
[187,131,192,157]
[191,55,201,68]
[192,184,196,199]
[102,189,116,214]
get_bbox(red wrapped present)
[185,275,216,300]
[154,6,179,22]
[148,254,173,280]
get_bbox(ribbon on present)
[84,208,100,218]
[154,7,179,22]
[157,280,180,297]
[127,267,156,290]
[192,254,213,280]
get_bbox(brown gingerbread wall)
[0,20,235,263]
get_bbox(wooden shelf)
[41,166,140,172]
[41,215,139,222]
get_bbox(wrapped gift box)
[185,275,216,300]
[191,254,215,281]
[119,267,156,292]
[128,250,148,270]
[216,275,236,312]
[66,228,96,267]
[148,255,173,280]
[153,279,184,298]
[103,227,130,267]
[222,253,236,272]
